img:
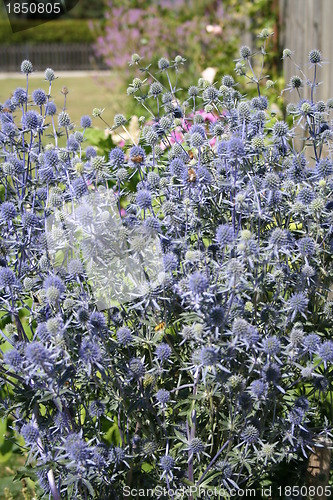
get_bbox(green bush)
[0,19,95,45]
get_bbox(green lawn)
[0,72,127,129]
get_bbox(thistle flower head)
[241,425,259,444]
[309,49,322,64]
[155,389,170,405]
[21,60,33,74]
[159,454,175,472]
[128,357,145,379]
[32,89,47,106]
[188,271,209,295]
[116,326,133,346]
[155,343,172,362]
[240,46,251,59]
[21,424,39,444]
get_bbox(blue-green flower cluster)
[0,40,333,498]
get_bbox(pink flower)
[197,110,217,123]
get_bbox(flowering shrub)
[1,34,333,498]
[93,0,278,81]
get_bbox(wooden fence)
[0,43,108,72]
[279,0,333,102]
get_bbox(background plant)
[92,0,281,109]
[0,34,333,499]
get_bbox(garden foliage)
[0,33,333,498]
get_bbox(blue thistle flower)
[72,178,88,198]
[288,407,305,426]
[197,166,213,184]
[67,259,83,277]
[241,425,259,444]
[116,326,133,346]
[155,389,170,405]
[2,122,16,138]
[159,454,175,473]
[0,268,16,288]
[188,271,209,295]
[191,132,205,148]
[88,311,106,334]
[262,362,281,383]
[190,124,206,138]
[77,308,90,324]
[65,433,90,463]
[249,380,267,399]
[1,202,16,221]
[216,224,234,247]
[85,145,97,159]
[147,171,160,188]
[287,154,307,182]
[25,342,49,366]
[199,346,219,366]
[21,424,39,445]
[158,57,170,70]
[129,145,146,164]
[309,49,322,64]
[44,149,58,168]
[315,158,333,178]
[188,85,199,96]
[286,292,308,319]
[318,341,333,363]
[39,167,54,183]
[20,60,33,74]
[108,446,127,466]
[228,136,245,158]
[92,444,108,467]
[297,188,315,205]
[155,343,172,362]
[81,115,92,128]
[32,89,47,106]
[58,111,70,128]
[169,158,186,177]
[144,217,161,233]
[261,336,281,356]
[53,411,69,432]
[209,306,225,326]
[297,236,316,256]
[36,323,50,342]
[188,437,205,454]
[45,102,57,116]
[303,333,321,353]
[44,67,55,81]
[109,147,125,167]
[3,349,23,370]
[43,275,65,294]
[79,338,102,364]
[163,253,177,272]
[12,87,27,106]
[67,135,80,152]
[149,82,163,97]
[128,357,145,379]
[22,110,41,130]
[136,189,152,209]
[240,46,251,59]
[272,120,289,138]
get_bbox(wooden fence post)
[279,0,333,102]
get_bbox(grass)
[0,72,127,129]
